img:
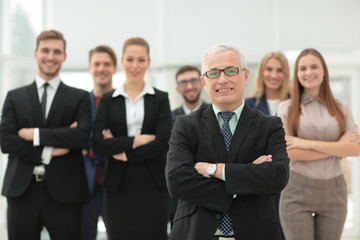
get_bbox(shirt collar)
[35,75,61,90]
[301,92,321,104]
[212,100,245,122]
[182,100,204,115]
[112,81,155,98]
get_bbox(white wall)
[47,0,360,69]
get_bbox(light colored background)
[0,0,360,239]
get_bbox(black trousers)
[7,177,83,240]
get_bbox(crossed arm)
[286,130,360,161]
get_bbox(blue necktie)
[218,112,235,236]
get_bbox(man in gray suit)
[166,45,289,240]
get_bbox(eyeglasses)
[177,78,201,87]
[203,66,246,79]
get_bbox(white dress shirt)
[33,76,61,175]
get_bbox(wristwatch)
[207,164,217,177]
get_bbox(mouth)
[216,88,233,93]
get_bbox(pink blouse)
[277,93,359,179]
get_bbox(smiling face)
[201,50,249,111]
[176,70,203,104]
[263,58,284,91]
[34,39,67,81]
[121,45,150,82]
[89,52,116,89]
[297,54,324,97]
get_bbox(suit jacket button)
[216,214,222,220]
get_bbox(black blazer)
[0,82,91,203]
[93,88,172,192]
[171,102,209,123]
[166,104,289,240]
[245,95,271,115]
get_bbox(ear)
[244,68,249,86]
[200,76,206,87]
[175,86,180,93]
[34,49,37,59]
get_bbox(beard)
[183,92,201,105]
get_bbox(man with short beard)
[169,65,209,227]
[171,65,209,123]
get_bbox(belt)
[33,174,46,182]
[214,237,235,240]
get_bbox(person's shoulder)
[245,97,256,108]
[153,87,168,97]
[8,82,34,94]
[61,82,89,96]
[277,99,291,116]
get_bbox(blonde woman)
[245,51,290,116]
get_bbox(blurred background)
[0,0,360,239]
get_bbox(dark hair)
[288,48,345,136]
[122,37,150,57]
[36,30,66,52]
[175,65,201,82]
[89,45,117,66]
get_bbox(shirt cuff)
[41,146,53,165]
[33,128,40,146]
[222,165,226,181]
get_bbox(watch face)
[207,164,216,176]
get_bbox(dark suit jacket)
[245,95,270,115]
[171,102,209,123]
[0,81,91,203]
[93,88,172,192]
[166,104,289,240]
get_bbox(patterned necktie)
[41,83,49,121]
[218,111,235,236]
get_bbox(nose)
[217,72,229,84]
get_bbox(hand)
[82,149,88,156]
[134,134,156,148]
[52,148,70,156]
[252,155,272,164]
[339,130,360,142]
[194,162,211,178]
[70,121,78,128]
[102,129,114,139]
[18,128,35,141]
[286,136,311,150]
[112,152,128,162]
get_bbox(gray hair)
[201,44,247,75]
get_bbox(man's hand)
[194,162,224,179]
[102,129,114,139]
[18,128,35,141]
[112,152,128,162]
[252,155,272,164]
[134,134,156,148]
[52,148,70,156]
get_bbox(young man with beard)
[172,66,209,123]
[82,45,117,240]
[169,65,209,227]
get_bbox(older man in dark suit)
[166,45,289,240]
[0,30,91,240]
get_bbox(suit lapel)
[46,82,67,125]
[228,104,254,163]
[142,94,153,133]
[202,106,228,163]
